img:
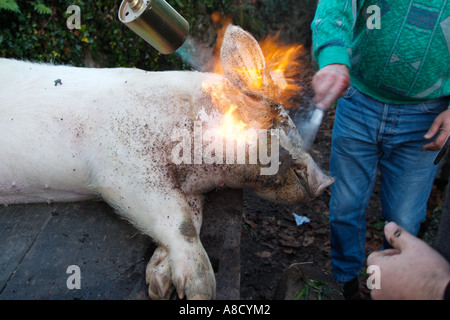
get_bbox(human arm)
[423,108,450,151]
[367,222,450,300]
[310,1,355,110]
[312,63,349,110]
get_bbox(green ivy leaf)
[0,0,20,13]
[31,1,52,15]
[173,0,185,8]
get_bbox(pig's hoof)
[146,247,174,300]
[170,245,216,300]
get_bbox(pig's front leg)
[146,245,173,299]
[100,177,214,299]
[158,196,214,300]
[146,194,206,299]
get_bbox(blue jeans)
[329,85,447,283]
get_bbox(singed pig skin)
[0,26,332,300]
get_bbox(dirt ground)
[238,51,447,300]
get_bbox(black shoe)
[343,277,360,299]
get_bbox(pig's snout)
[295,159,334,198]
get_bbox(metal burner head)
[118,0,189,54]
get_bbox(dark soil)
[238,51,447,300]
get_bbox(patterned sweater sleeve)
[311,0,357,69]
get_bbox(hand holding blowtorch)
[312,64,350,111]
[300,64,349,150]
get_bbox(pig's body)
[1,60,225,299]
[0,25,333,300]
[0,61,215,205]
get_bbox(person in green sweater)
[310,0,450,298]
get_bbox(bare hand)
[423,109,450,151]
[367,222,450,300]
[312,64,350,110]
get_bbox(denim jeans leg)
[329,87,382,283]
[329,89,447,282]
[379,100,447,236]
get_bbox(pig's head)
[213,25,334,204]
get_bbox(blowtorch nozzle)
[118,0,189,54]
[298,108,324,151]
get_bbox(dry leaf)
[255,251,273,258]
[243,214,258,229]
[302,236,315,247]
[279,239,302,248]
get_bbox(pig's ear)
[220,25,269,95]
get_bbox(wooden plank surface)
[0,189,242,300]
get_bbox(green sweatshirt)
[311,0,449,105]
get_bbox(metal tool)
[299,107,324,151]
[434,133,450,165]
[118,0,189,54]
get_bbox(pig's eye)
[294,167,307,181]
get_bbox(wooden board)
[0,189,242,300]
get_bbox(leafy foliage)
[0,0,302,70]
[30,1,52,15]
[0,0,20,13]
[295,277,339,300]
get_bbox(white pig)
[0,25,333,299]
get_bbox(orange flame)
[259,32,304,108]
[203,13,304,141]
[220,105,249,145]
[202,80,250,144]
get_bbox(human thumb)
[384,222,416,250]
